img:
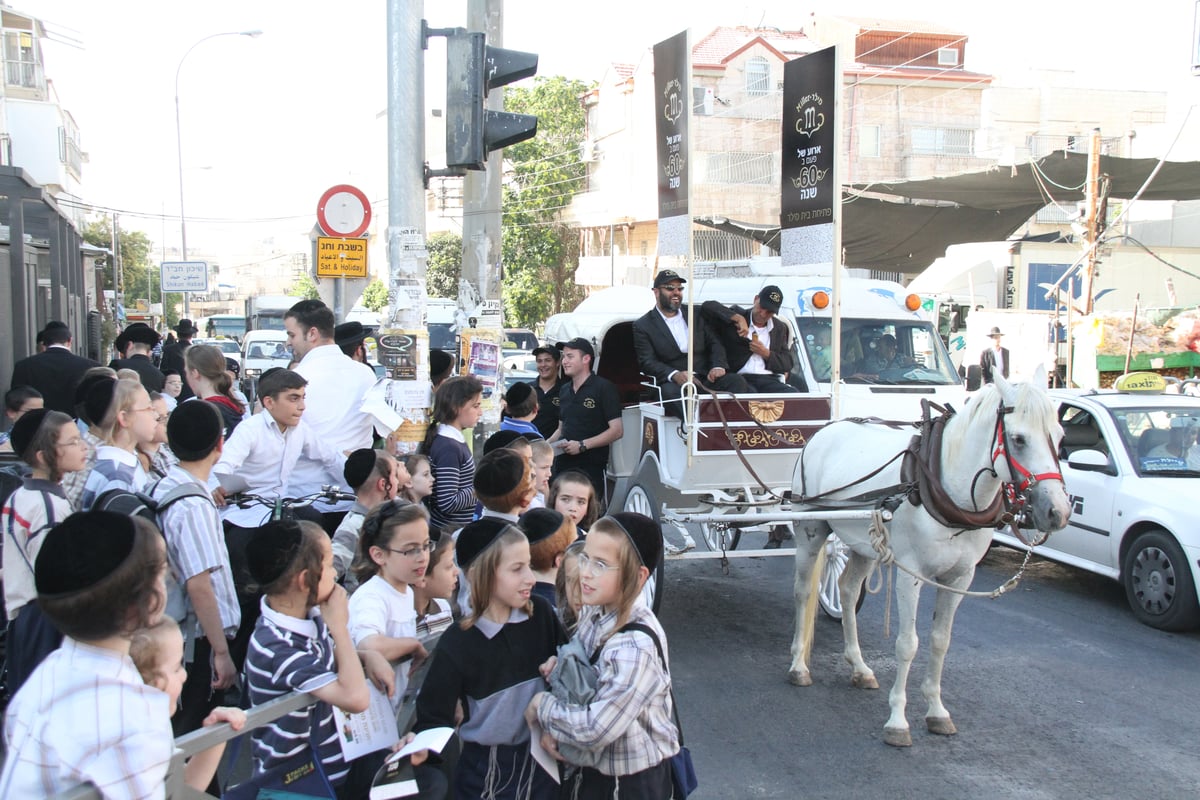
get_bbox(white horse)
[788,368,1071,747]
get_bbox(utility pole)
[1079,127,1102,315]
[385,0,427,331]
[461,0,505,328]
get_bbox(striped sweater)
[424,427,476,532]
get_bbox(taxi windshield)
[1109,407,1200,476]
[796,318,960,386]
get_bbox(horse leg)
[787,522,829,687]
[922,578,971,736]
[839,552,878,689]
[884,574,922,747]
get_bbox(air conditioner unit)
[692,86,714,116]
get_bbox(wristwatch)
[578,441,588,453]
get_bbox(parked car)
[240,330,291,401]
[194,337,243,373]
[993,377,1200,631]
[503,328,538,351]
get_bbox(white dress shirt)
[292,344,377,509]
[741,317,774,375]
[213,412,347,527]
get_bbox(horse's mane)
[943,379,1057,466]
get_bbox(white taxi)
[993,373,1200,631]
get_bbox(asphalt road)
[657,542,1200,799]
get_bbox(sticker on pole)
[160,261,209,292]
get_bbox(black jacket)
[632,304,728,384]
[700,301,795,375]
[109,354,166,393]
[10,347,100,415]
[160,341,194,399]
[980,346,1010,383]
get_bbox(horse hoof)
[883,727,912,748]
[787,670,812,687]
[851,673,879,690]
[926,716,957,736]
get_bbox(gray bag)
[546,637,599,764]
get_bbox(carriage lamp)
[811,291,830,309]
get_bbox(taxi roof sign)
[1114,372,1168,394]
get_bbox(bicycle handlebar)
[233,486,356,510]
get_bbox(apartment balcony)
[575,254,653,288]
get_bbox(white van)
[240,330,290,401]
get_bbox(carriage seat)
[596,321,647,407]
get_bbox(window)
[745,57,770,95]
[4,30,40,88]
[937,47,959,66]
[911,127,975,156]
[704,151,774,184]
[858,125,881,158]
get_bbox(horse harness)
[801,398,1063,546]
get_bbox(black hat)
[429,349,453,381]
[9,408,52,458]
[456,516,521,569]
[115,322,160,352]
[607,512,663,571]
[504,381,534,408]
[167,399,223,457]
[344,448,379,490]
[35,511,137,597]
[175,318,199,336]
[335,321,368,348]
[474,447,526,497]
[989,326,1004,337]
[246,519,304,587]
[758,285,784,313]
[84,378,118,427]
[519,508,565,546]
[531,344,560,360]
[653,270,687,288]
[559,337,594,360]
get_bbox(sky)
[24,0,1200,258]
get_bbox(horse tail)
[800,545,827,665]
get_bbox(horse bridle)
[983,401,1064,546]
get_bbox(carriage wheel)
[700,521,741,552]
[623,482,665,614]
[818,535,865,620]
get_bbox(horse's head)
[992,366,1071,533]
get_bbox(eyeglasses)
[661,285,685,293]
[56,437,86,449]
[131,406,157,415]
[576,552,621,579]
[382,541,435,558]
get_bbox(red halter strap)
[990,411,1063,492]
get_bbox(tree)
[82,218,181,329]
[361,278,389,313]
[500,76,592,328]
[288,274,320,300]
[426,231,462,299]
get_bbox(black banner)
[654,31,689,220]
[781,46,836,230]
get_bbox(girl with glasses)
[347,500,433,711]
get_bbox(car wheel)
[1122,529,1200,631]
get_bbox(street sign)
[316,184,372,238]
[160,261,209,292]
[316,236,368,278]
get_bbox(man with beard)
[632,270,748,418]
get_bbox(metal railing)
[51,645,435,800]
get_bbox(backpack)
[90,481,214,624]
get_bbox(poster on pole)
[654,30,690,257]
[780,45,838,267]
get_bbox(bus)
[197,314,247,342]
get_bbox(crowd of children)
[0,326,686,799]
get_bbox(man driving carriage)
[632,270,749,418]
[701,284,802,394]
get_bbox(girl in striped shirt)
[419,376,483,532]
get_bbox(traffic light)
[445,30,538,170]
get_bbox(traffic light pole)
[461,0,505,330]
[385,0,427,331]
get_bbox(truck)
[245,295,298,333]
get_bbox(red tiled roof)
[692,26,813,68]
[835,15,965,36]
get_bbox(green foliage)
[361,278,389,313]
[426,232,462,298]
[499,75,592,328]
[289,273,320,300]
[82,219,181,328]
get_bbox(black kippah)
[344,448,378,490]
[9,408,51,458]
[482,429,524,455]
[473,448,524,500]
[246,520,304,587]
[74,373,114,411]
[167,400,224,457]
[429,349,453,379]
[83,378,117,427]
[607,512,663,571]
[518,508,564,545]
[504,381,534,407]
[456,517,519,569]
[35,511,137,596]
